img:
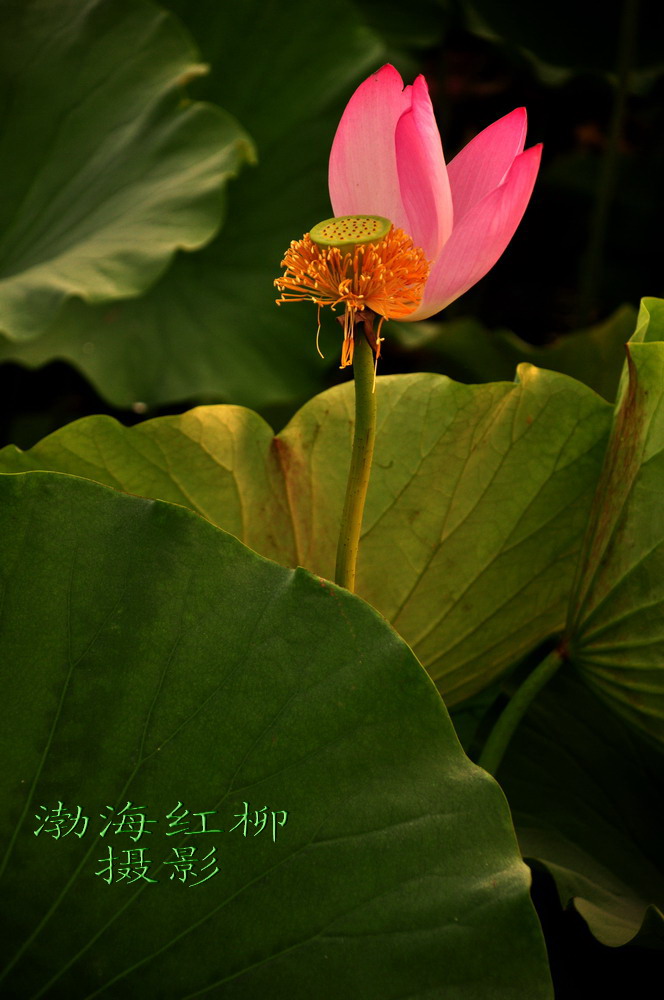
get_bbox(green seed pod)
[310,215,392,255]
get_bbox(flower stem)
[477,648,564,776]
[335,330,377,592]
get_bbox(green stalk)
[335,329,377,592]
[477,648,564,776]
[579,0,638,324]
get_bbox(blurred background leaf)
[0,0,253,342]
[464,0,663,84]
[0,0,385,416]
[392,304,637,401]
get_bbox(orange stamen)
[274,226,429,367]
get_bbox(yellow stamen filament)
[315,306,325,359]
[274,226,429,367]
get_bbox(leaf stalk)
[335,328,377,592]
[478,648,565,776]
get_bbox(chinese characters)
[34,799,289,886]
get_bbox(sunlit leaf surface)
[0,369,611,703]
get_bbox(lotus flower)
[329,63,541,320]
[275,64,541,364]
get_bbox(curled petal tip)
[506,106,528,139]
[446,107,534,221]
[410,139,541,319]
[373,63,403,84]
[521,142,543,167]
[395,72,453,258]
[329,63,412,228]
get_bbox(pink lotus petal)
[395,75,453,259]
[329,64,412,234]
[447,108,528,224]
[408,143,542,320]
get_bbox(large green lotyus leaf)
[0,0,253,342]
[0,472,553,998]
[0,368,612,704]
[566,298,664,744]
